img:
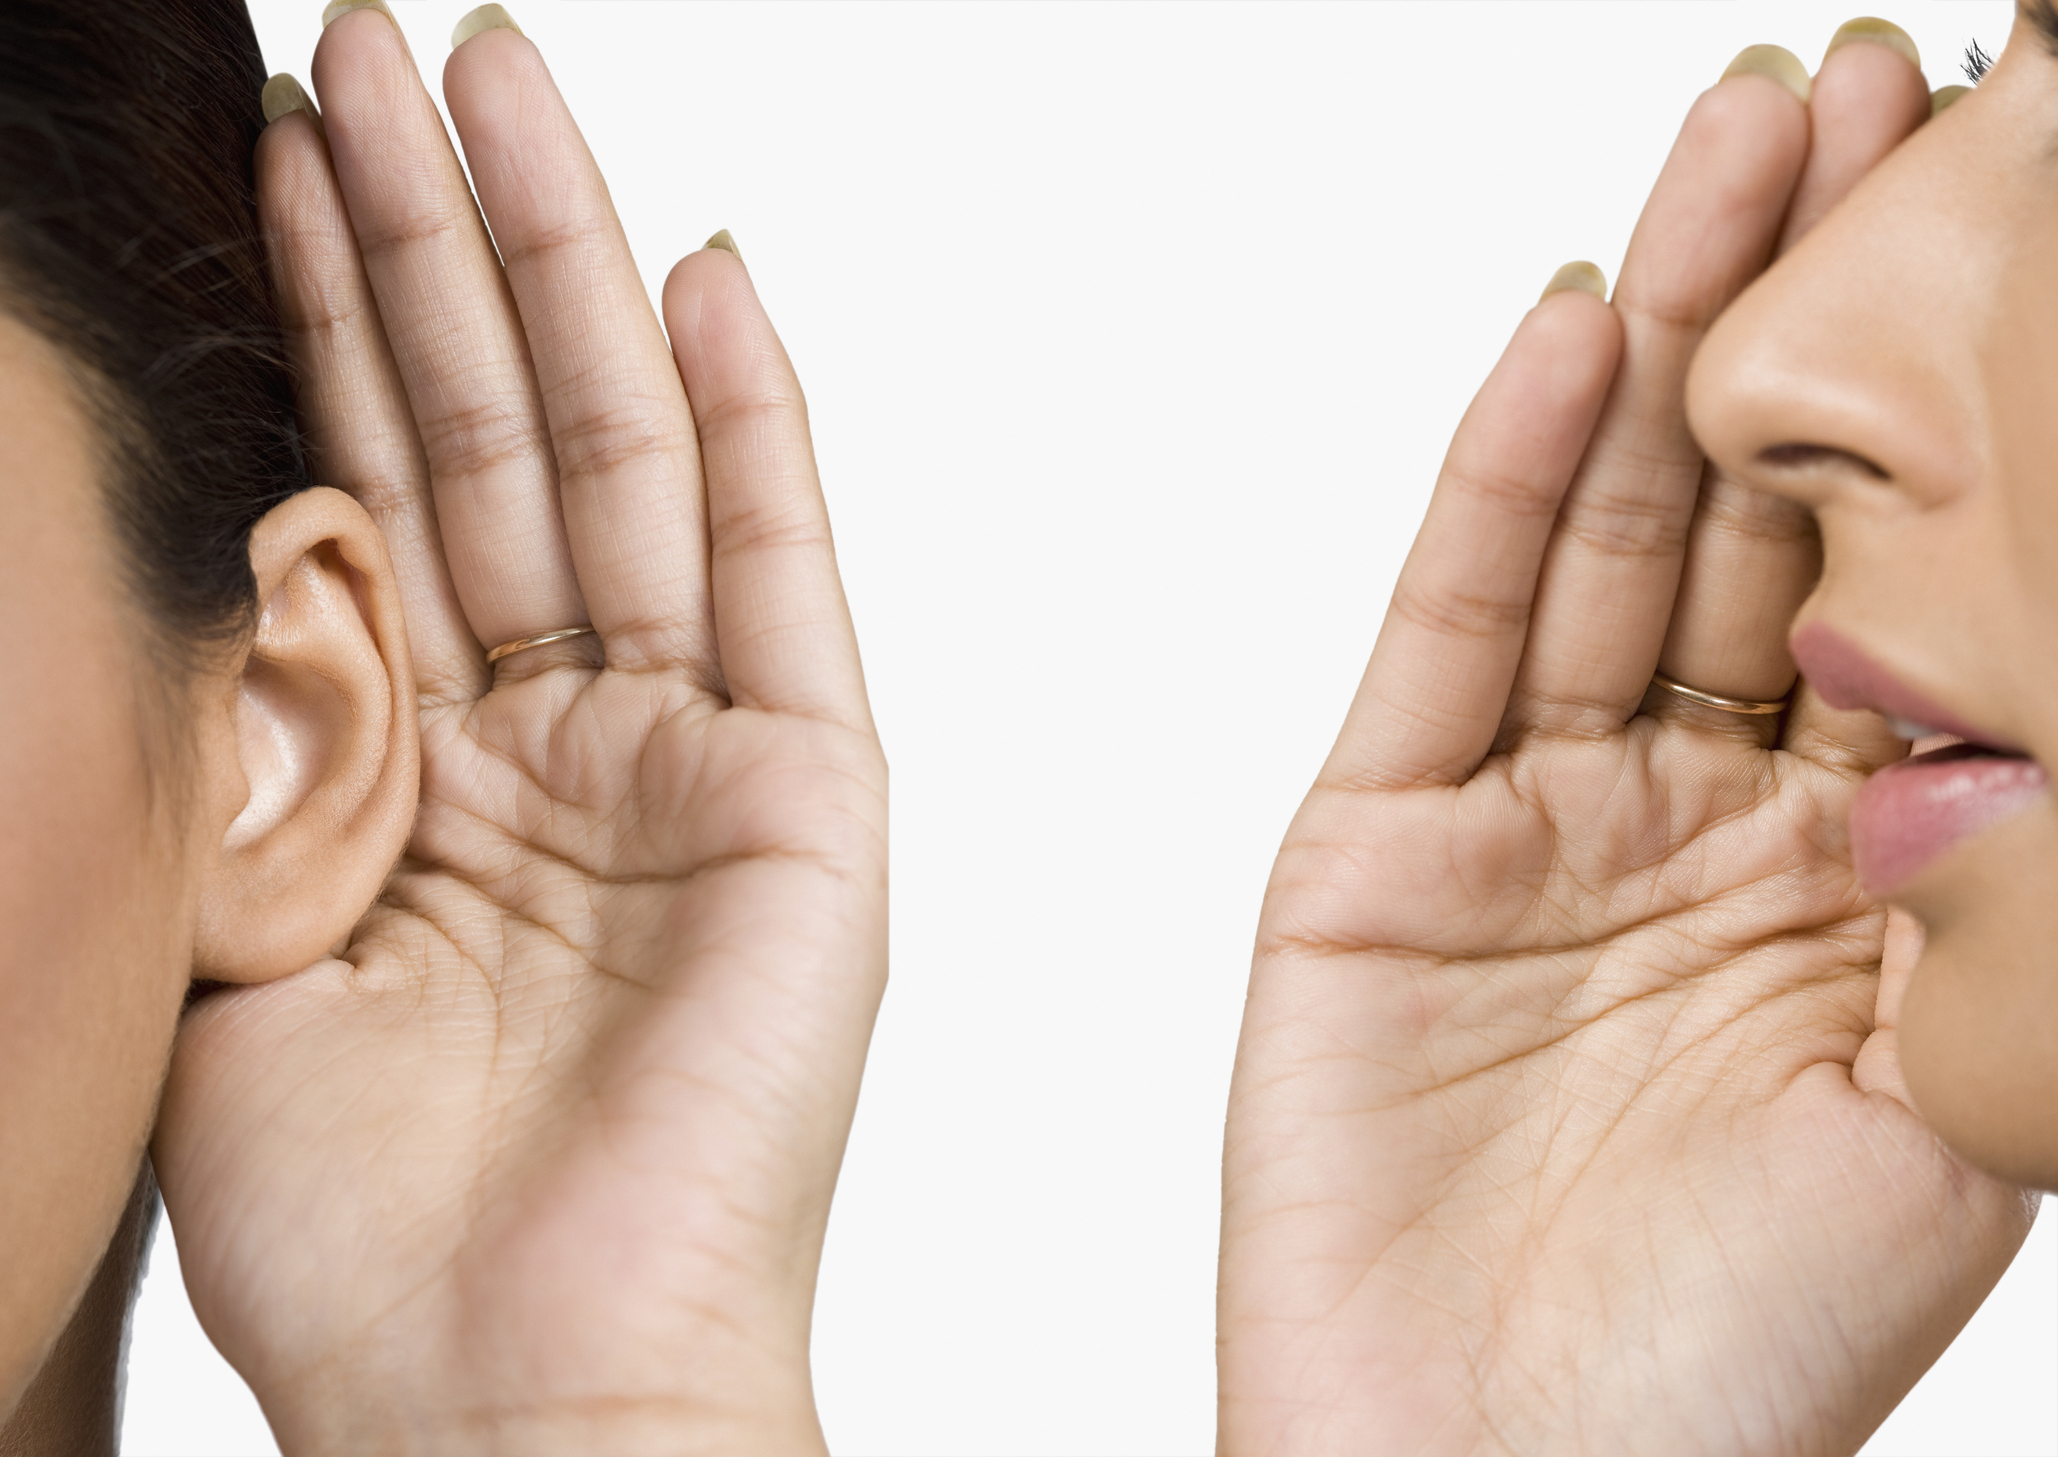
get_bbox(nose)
[1687,77,2011,512]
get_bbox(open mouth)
[1788,620,2052,896]
[1850,739,2048,895]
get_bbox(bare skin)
[1693,2,2058,1190]
[0,317,182,1425]
[0,1173,153,1457]
[152,8,885,1455]
[0,317,416,1449]
[1220,27,2035,1457]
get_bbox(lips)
[1790,621,2049,895]
[1848,745,2048,894]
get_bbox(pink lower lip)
[1850,746,2049,894]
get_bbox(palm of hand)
[1242,726,1958,1453]
[169,668,883,1435]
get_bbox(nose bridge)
[1687,102,2005,501]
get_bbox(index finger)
[255,97,484,703]
[1320,285,1620,792]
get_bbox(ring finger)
[1657,26,1929,725]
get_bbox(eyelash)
[1965,38,1995,83]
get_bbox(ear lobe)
[194,487,419,983]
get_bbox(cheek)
[1992,212,2058,621]
[1896,804,2058,1191]
[0,621,194,1403]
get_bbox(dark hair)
[0,0,305,669]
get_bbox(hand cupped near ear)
[193,486,419,983]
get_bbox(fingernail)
[1540,260,1607,304]
[1720,44,1812,104]
[321,0,394,29]
[260,73,319,127]
[452,4,523,48]
[1824,18,1920,71]
[1930,84,1971,117]
[704,229,744,263]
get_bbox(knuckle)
[1442,459,1567,520]
[712,488,830,564]
[418,391,543,481]
[1388,578,1530,642]
[550,396,694,484]
[1613,289,1724,339]
[695,382,808,444]
[1695,475,1816,546]
[280,267,372,340]
[496,212,614,274]
[1557,486,1691,560]
[354,203,471,263]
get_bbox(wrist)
[263,1358,827,1457]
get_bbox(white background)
[120,2,2056,1454]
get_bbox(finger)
[1780,679,1906,776]
[1657,29,1930,718]
[1643,474,1818,732]
[663,249,874,733]
[1852,904,1923,1102]
[254,84,484,704]
[1779,25,1931,253]
[1506,65,1809,733]
[442,24,717,682]
[1875,904,1922,1031]
[1319,283,1621,791]
[310,6,586,662]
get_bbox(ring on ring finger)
[487,624,597,665]
[1649,670,1790,716]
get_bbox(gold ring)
[1650,671,1788,716]
[485,625,596,665]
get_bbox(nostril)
[1758,442,1891,479]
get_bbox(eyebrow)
[2028,0,2058,55]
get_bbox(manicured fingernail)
[321,0,394,29]
[1540,260,1606,304]
[1930,84,1971,116]
[1825,18,1919,70]
[704,229,743,262]
[260,73,318,126]
[452,4,522,48]
[1721,44,1812,104]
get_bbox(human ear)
[192,486,419,982]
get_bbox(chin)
[1893,822,2058,1191]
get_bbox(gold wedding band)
[486,625,596,665]
[1650,671,1789,716]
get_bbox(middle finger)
[311,2,587,663]
[1502,54,1810,736]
